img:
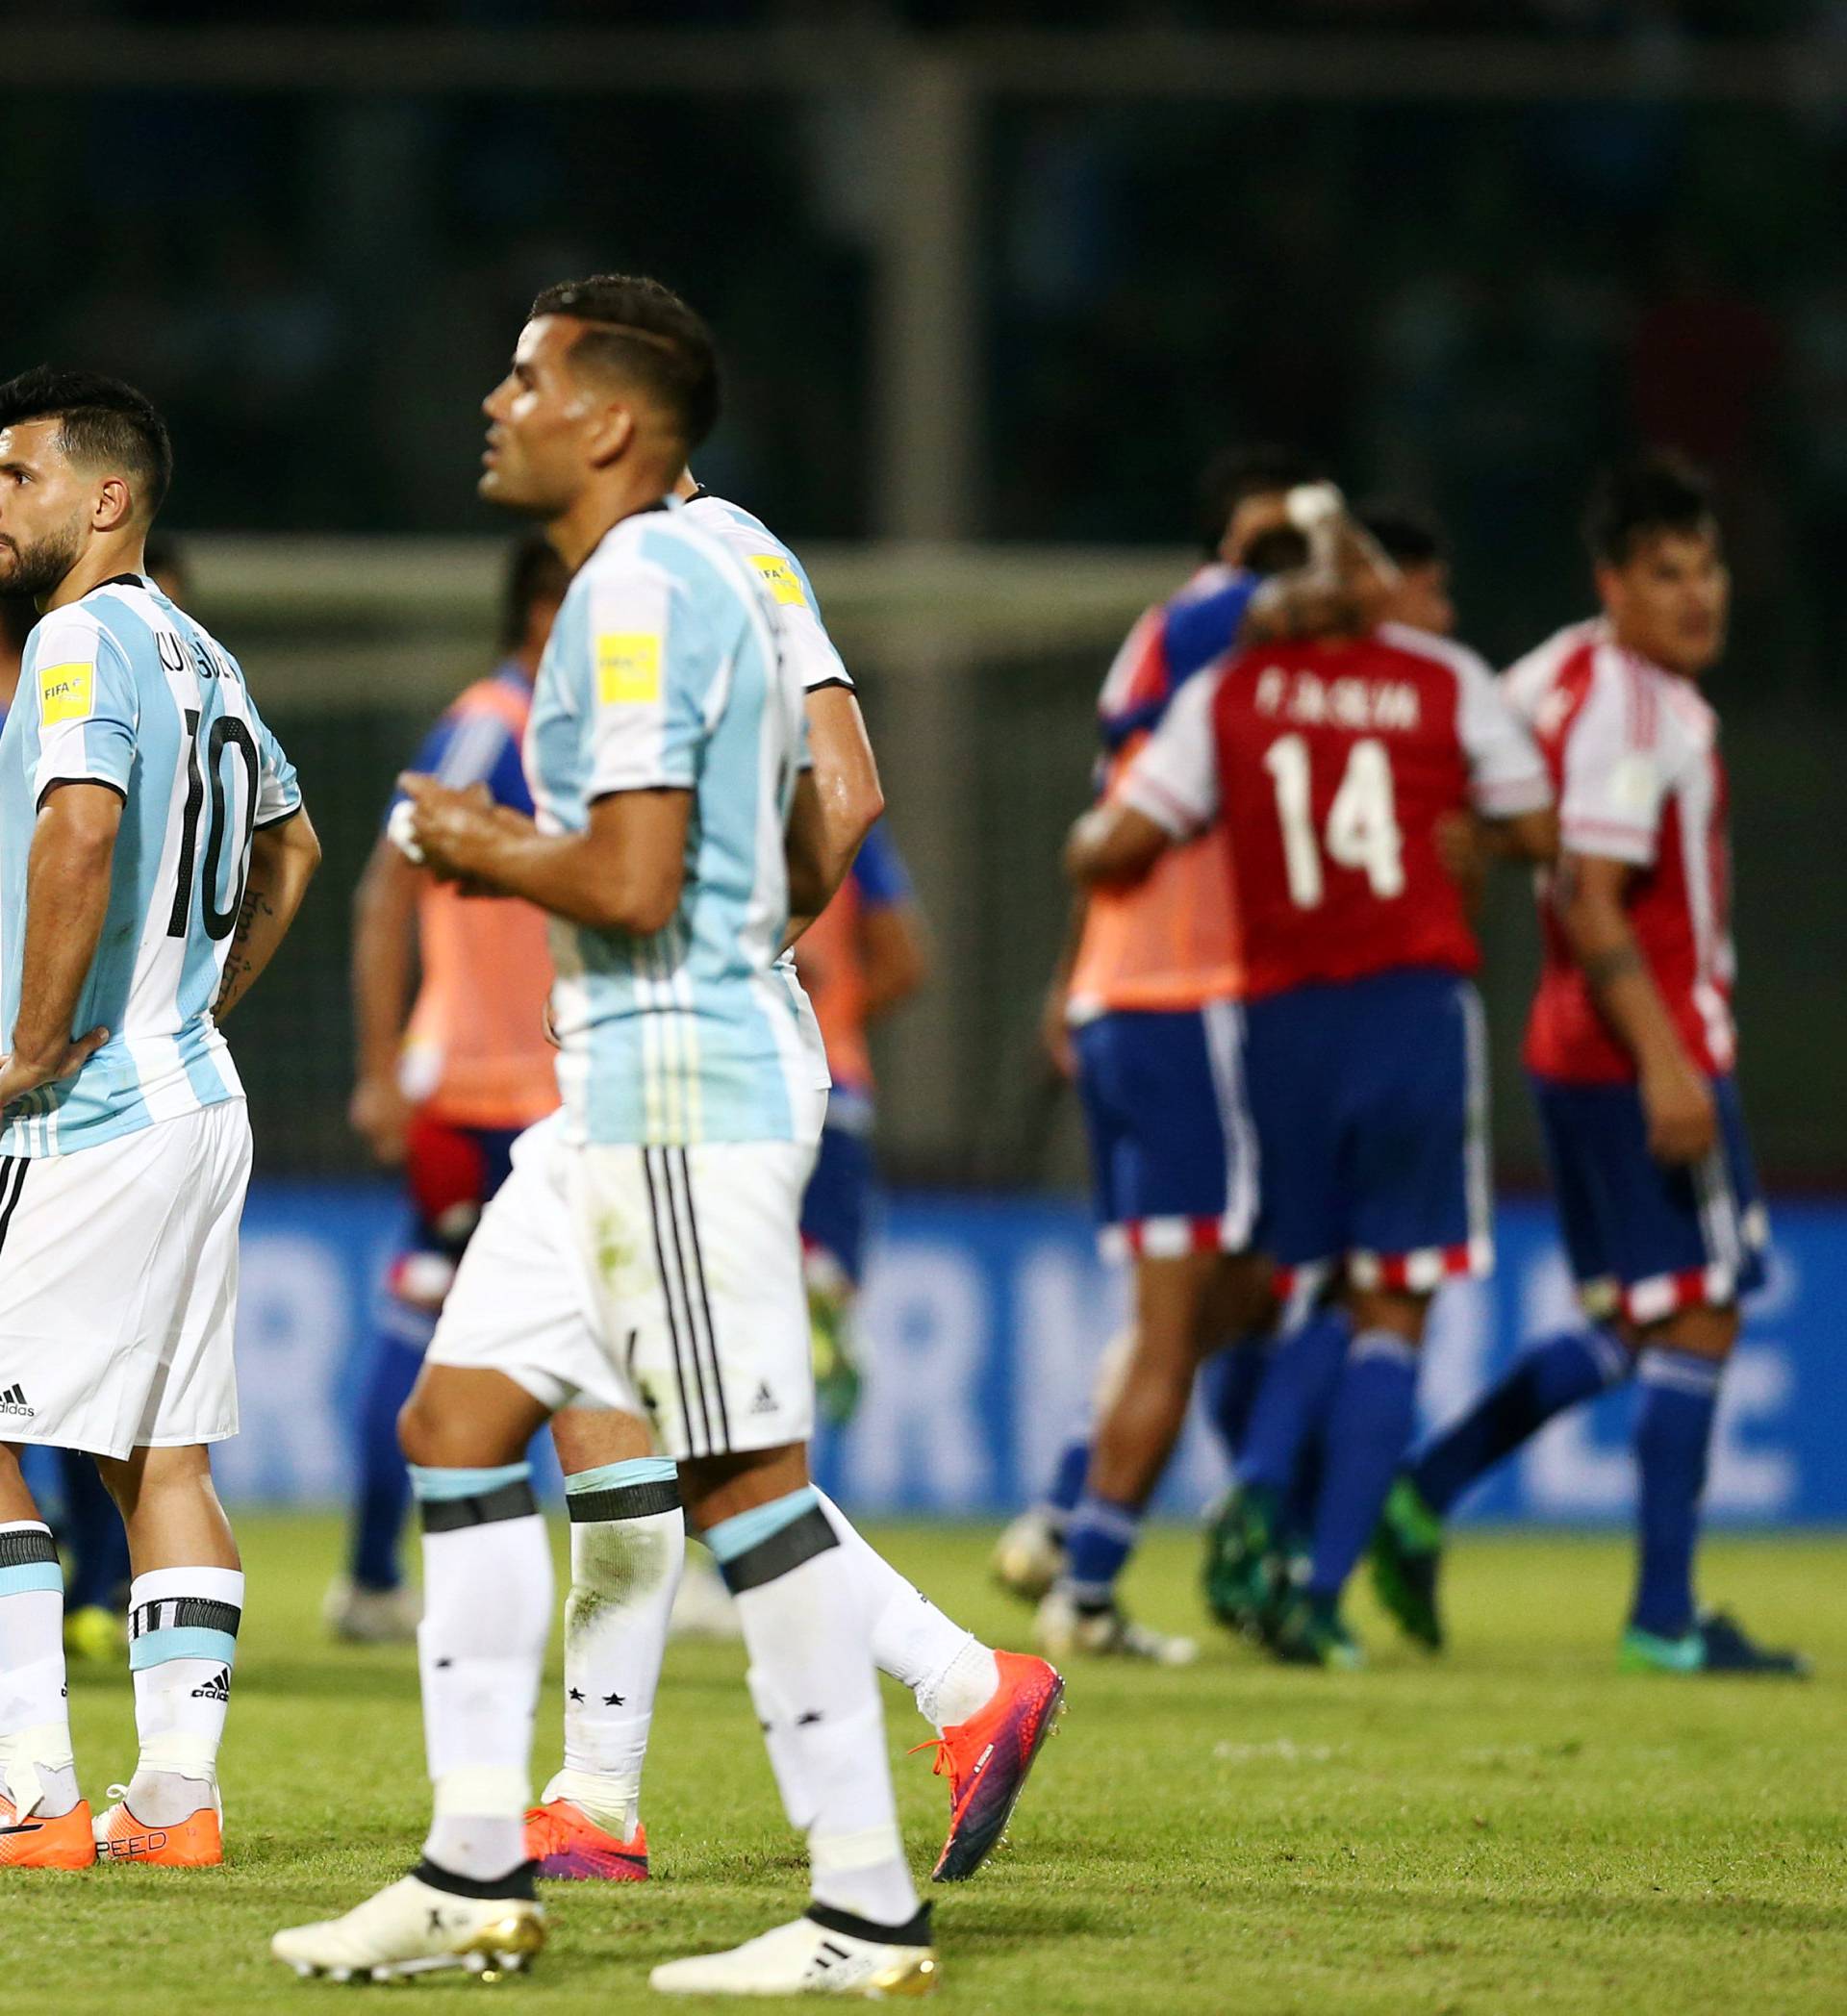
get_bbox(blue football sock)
[1239,1307,1351,1497]
[1059,1492,1143,1612]
[1307,1330,1420,1601]
[57,1450,129,1612]
[1036,1433,1094,1534]
[350,1307,434,1592]
[1631,1348,1722,1640]
[1411,1326,1632,1517]
[1200,1342,1272,1469]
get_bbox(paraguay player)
[1372,456,1808,1676]
[1071,586,1556,1666]
[273,278,1048,1991]
[0,369,320,1866]
[330,536,568,1642]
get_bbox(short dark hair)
[0,366,173,519]
[1584,452,1717,568]
[1196,444,1318,557]
[499,534,569,652]
[1356,498,1446,570]
[528,273,721,453]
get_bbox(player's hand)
[0,1025,109,1113]
[1640,1056,1718,1166]
[1039,982,1076,1081]
[349,1072,413,1166]
[396,773,500,886]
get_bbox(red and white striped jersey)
[1506,618,1736,1084]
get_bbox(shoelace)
[906,1737,958,1788]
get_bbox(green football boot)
[1271,1590,1365,1671]
[1619,1610,1810,1678]
[1203,1482,1286,1639]
[1368,1473,1446,1651]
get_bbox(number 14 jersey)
[0,575,300,1156]
[1125,623,1549,1000]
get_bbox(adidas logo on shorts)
[0,1383,31,1419]
[749,1380,777,1417]
[190,1667,232,1701]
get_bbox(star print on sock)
[603,1692,625,1706]
[569,1687,585,1702]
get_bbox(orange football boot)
[94,1788,223,1868]
[0,1791,96,1870]
[523,1802,648,1882]
[919,1649,1064,1881]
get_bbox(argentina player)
[0,370,320,1868]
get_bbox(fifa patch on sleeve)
[749,555,808,609]
[596,633,663,707]
[38,662,94,725]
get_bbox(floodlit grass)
[9,1516,1845,2015]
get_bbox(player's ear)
[583,398,636,471]
[92,473,136,535]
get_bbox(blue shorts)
[1073,1002,1258,1263]
[1243,968,1490,1292]
[1532,1072,1769,1323]
[800,1121,877,1286]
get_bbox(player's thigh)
[427,1118,636,1419]
[1343,972,1489,1292]
[574,1139,816,1463]
[0,1116,228,1461]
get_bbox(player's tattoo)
[215,885,276,1019]
[1581,942,1643,989]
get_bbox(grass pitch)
[7,1516,1845,2016]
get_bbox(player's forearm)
[451,813,678,936]
[1558,884,1692,1079]
[351,841,421,1075]
[1066,804,1170,887]
[803,687,884,907]
[217,810,322,1021]
[11,820,115,1065]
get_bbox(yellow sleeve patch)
[596,633,663,706]
[38,661,94,725]
[749,554,808,609]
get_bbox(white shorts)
[0,1100,252,1460]
[427,1114,818,1460]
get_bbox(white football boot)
[272,1873,544,1983]
[989,1511,1065,1604]
[667,1555,744,1641]
[1034,1588,1197,1667]
[321,1575,421,1645]
[650,1906,937,1999]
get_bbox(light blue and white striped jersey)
[0,575,301,1156]
[528,499,818,1147]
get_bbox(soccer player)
[331,536,568,1641]
[1069,581,1555,1667]
[1370,455,1807,1676]
[526,407,1050,1896]
[0,368,320,1866]
[271,277,1025,1992]
[1355,500,1455,638]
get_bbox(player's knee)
[1645,1300,1740,1362]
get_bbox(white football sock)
[413,1464,550,1884]
[716,1489,919,1929]
[812,1489,999,1731]
[0,1521,77,1819]
[125,1565,243,1824]
[553,1457,685,1838]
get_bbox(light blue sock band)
[0,1562,63,1599]
[130,1627,239,1672]
[408,1461,532,1501]
[705,1486,820,1566]
[566,1456,677,1495]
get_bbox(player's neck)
[45,532,148,613]
[547,467,676,574]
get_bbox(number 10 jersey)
[1124,623,1550,1001]
[0,574,300,1156]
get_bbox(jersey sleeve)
[747,546,852,693]
[24,606,139,805]
[1557,649,1663,867]
[252,709,303,827]
[849,820,912,909]
[1452,643,1553,818]
[1118,666,1223,838]
[584,562,711,797]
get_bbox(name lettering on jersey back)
[155,632,233,682]
[1253,666,1421,734]
[38,662,93,724]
